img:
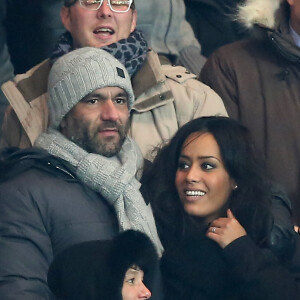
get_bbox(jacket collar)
[131,49,168,99]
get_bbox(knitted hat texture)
[47,47,134,128]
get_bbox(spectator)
[200,0,300,226]
[185,0,248,57]
[0,47,162,299]
[47,230,159,300]
[142,116,300,300]
[0,0,227,158]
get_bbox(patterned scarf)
[35,129,163,256]
[50,30,148,77]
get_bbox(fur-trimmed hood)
[47,230,159,300]
[237,0,287,29]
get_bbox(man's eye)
[86,99,98,104]
[111,0,130,5]
[115,98,127,105]
[84,0,100,5]
[201,163,215,171]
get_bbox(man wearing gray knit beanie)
[0,47,163,300]
[46,47,135,157]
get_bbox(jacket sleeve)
[223,235,300,300]
[200,47,239,120]
[0,180,54,300]
[269,183,296,259]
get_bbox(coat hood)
[237,0,286,29]
[47,230,159,300]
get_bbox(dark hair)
[64,0,136,10]
[142,117,273,248]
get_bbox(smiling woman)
[141,116,300,300]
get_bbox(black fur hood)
[47,230,159,300]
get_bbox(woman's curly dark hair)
[142,117,273,249]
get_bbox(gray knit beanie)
[47,47,134,129]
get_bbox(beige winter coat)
[1,49,227,158]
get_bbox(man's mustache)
[98,121,122,132]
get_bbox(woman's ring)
[212,227,216,233]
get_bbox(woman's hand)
[206,209,247,248]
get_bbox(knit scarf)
[35,129,163,255]
[50,30,148,77]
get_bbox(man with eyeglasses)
[0,0,227,159]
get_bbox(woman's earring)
[233,185,238,190]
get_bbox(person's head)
[47,47,134,157]
[143,117,270,241]
[61,0,137,48]
[175,130,237,223]
[48,230,158,300]
[122,265,151,300]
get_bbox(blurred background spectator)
[185,0,249,57]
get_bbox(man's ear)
[61,6,72,32]
[130,10,137,33]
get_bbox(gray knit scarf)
[35,129,163,255]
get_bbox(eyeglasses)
[79,0,133,12]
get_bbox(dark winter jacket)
[0,148,119,299]
[200,1,300,225]
[161,233,300,299]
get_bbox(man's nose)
[139,282,151,299]
[100,100,119,121]
[97,0,112,17]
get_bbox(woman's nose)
[186,165,201,183]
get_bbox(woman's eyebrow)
[180,154,220,162]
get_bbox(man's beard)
[66,118,130,157]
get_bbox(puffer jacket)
[135,0,206,74]
[0,148,119,299]
[200,0,300,226]
[0,49,227,159]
